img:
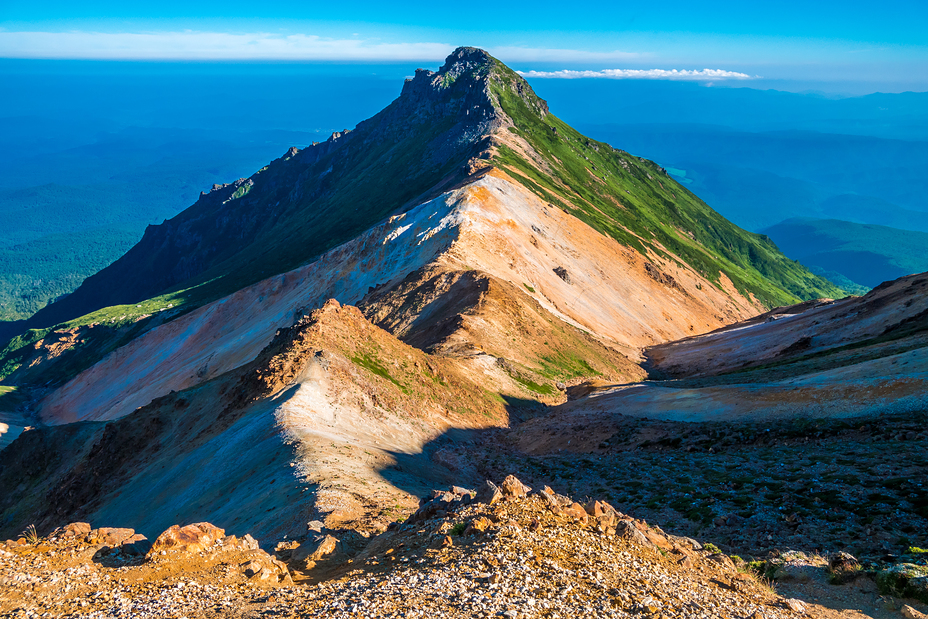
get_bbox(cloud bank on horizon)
[0,30,647,63]
[518,68,756,81]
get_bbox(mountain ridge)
[19,48,836,336]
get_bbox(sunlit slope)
[0,47,839,393]
[483,57,840,307]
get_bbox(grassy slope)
[487,60,842,308]
[763,218,928,288]
[0,49,842,387]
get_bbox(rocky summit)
[0,47,926,618]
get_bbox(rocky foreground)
[2,477,927,619]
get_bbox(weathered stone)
[475,480,503,505]
[563,503,589,525]
[595,512,616,531]
[499,475,531,498]
[292,535,339,566]
[451,486,475,497]
[538,489,561,513]
[306,520,325,534]
[147,522,226,557]
[902,604,928,619]
[120,534,151,556]
[86,527,136,547]
[707,552,736,571]
[241,534,260,551]
[52,522,91,539]
[465,516,492,536]
[615,520,650,546]
[241,560,265,579]
[240,554,293,585]
[785,598,807,613]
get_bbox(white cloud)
[0,30,456,60]
[517,68,757,81]
[0,30,647,63]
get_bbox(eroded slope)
[0,301,512,541]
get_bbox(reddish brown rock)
[292,534,339,568]
[147,522,226,557]
[500,475,531,498]
[52,522,91,539]
[86,527,136,547]
[563,503,589,525]
[465,516,492,535]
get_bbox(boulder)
[52,522,91,539]
[147,522,226,557]
[475,480,503,505]
[538,490,561,513]
[221,534,260,552]
[239,554,293,585]
[451,486,475,497]
[615,520,651,546]
[785,598,807,614]
[902,605,928,619]
[465,516,492,536]
[499,475,531,498]
[595,512,616,531]
[120,534,152,556]
[563,503,589,525]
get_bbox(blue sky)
[2,0,926,91]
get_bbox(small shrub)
[449,522,467,536]
[20,524,39,545]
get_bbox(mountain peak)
[396,46,548,128]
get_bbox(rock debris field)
[2,478,814,619]
[3,476,928,619]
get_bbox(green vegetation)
[0,385,24,411]
[487,58,841,307]
[0,48,843,389]
[522,283,535,293]
[19,524,39,545]
[0,225,139,321]
[509,371,557,396]
[538,352,601,381]
[448,522,467,536]
[350,351,408,394]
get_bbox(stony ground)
[501,409,928,560]
[0,483,846,619]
